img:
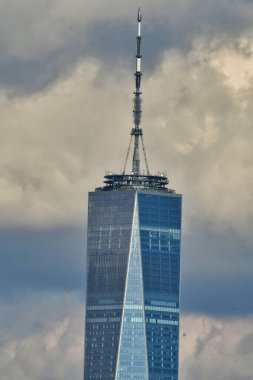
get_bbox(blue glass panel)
[84,191,135,380]
[84,189,182,380]
[138,191,182,380]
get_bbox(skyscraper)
[84,9,182,380]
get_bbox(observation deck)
[96,172,175,193]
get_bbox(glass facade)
[138,192,181,380]
[84,191,135,380]
[84,189,182,380]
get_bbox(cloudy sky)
[1,0,253,379]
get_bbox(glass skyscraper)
[84,9,182,380]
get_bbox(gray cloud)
[180,314,253,380]
[0,294,83,380]
[180,226,253,316]
[194,325,221,357]
[1,225,253,317]
[0,227,85,297]
[1,0,253,94]
[143,38,253,235]
[236,332,253,355]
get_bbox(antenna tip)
[137,8,142,22]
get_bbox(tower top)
[130,7,147,175]
[137,8,142,22]
[96,9,173,193]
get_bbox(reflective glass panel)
[138,191,182,380]
[84,191,135,380]
[116,200,148,380]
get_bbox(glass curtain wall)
[138,192,182,380]
[84,191,135,380]
[84,190,182,380]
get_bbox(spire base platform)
[96,173,173,193]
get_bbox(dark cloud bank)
[1,225,253,317]
[1,0,253,95]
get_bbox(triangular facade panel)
[116,197,149,380]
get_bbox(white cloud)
[0,58,131,227]
[144,39,253,235]
[0,0,187,60]
[0,294,83,380]
[1,32,253,234]
[180,314,253,380]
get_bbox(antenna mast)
[97,8,170,192]
[122,8,150,176]
[132,8,144,175]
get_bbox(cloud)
[0,294,83,380]
[144,36,253,235]
[1,34,253,236]
[236,332,253,355]
[1,0,252,60]
[180,314,253,380]
[1,0,253,94]
[0,58,130,227]
[0,227,85,296]
[1,225,253,316]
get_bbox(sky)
[1,0,253,379]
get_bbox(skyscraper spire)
[98,8,170,192]
[132,8,143,175]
